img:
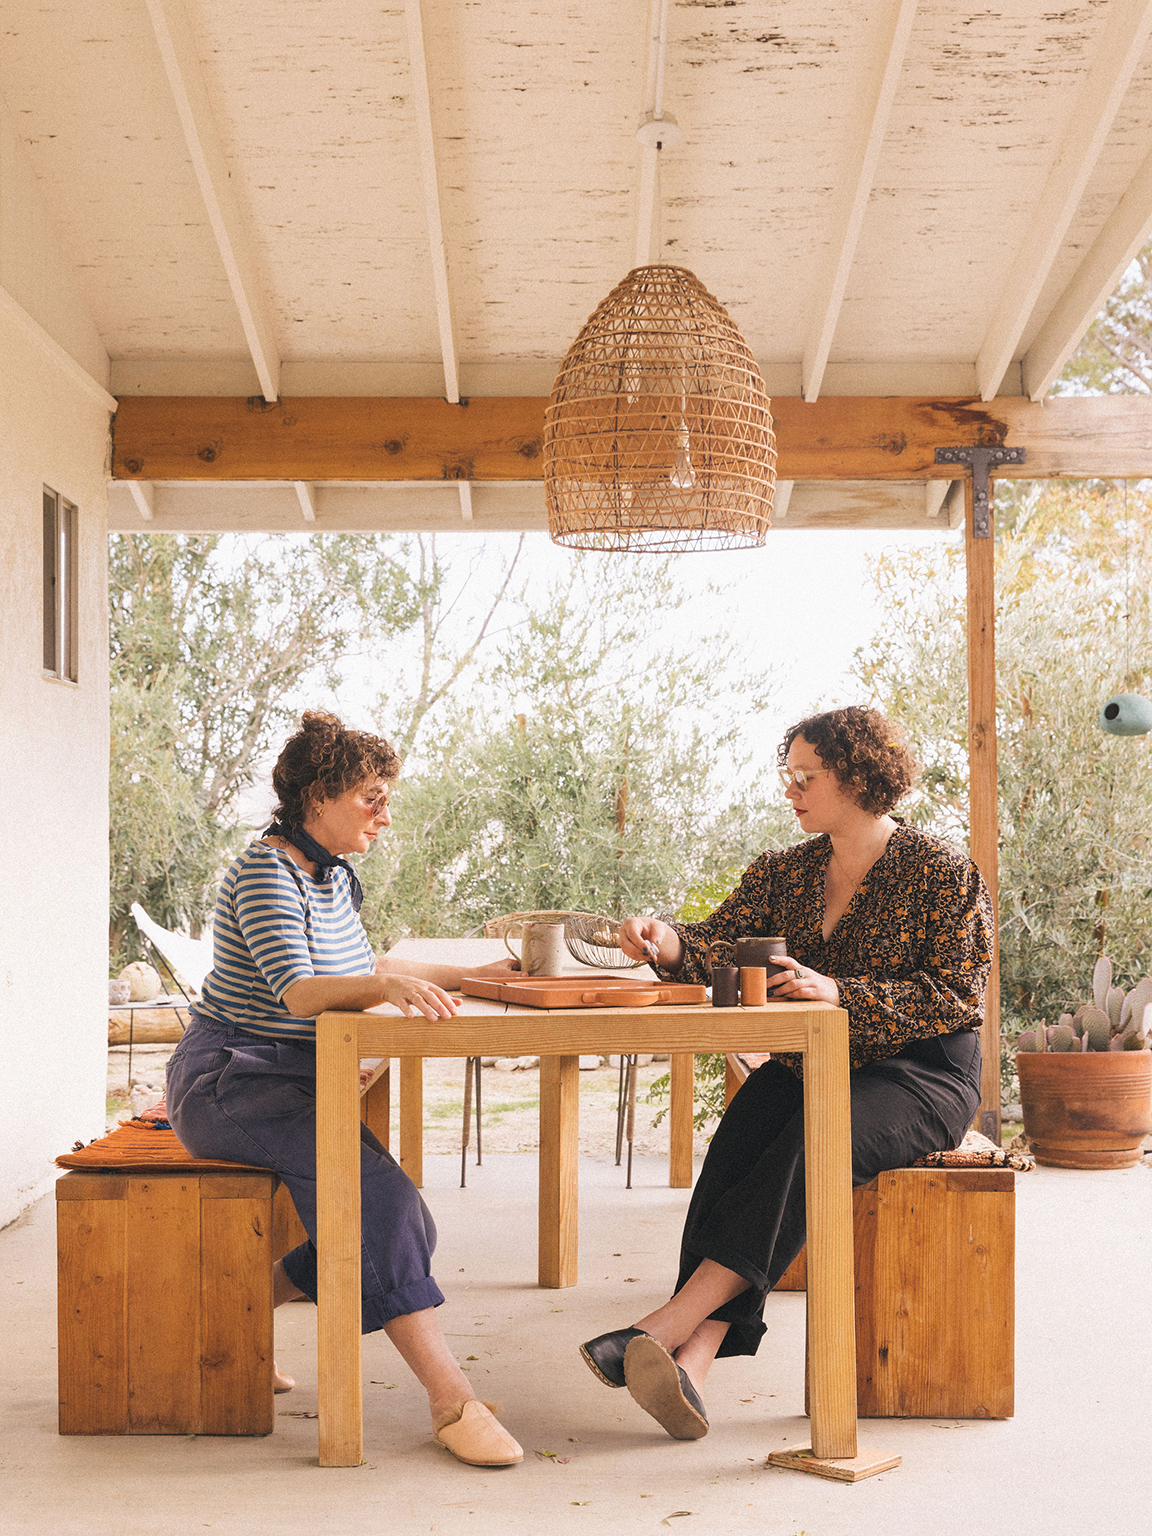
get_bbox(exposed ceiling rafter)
[293,482,317,522]
[801,0,920,403]
[1023,141,1152,400]
[975,0,1152,402]
[0,285,117,413]
[404,0,460,404]
[144,0,281,403]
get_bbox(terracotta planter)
[1017,1051,1152,1169]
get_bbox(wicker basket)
[544,264,776,553]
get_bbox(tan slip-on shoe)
[433,1400,524,1467]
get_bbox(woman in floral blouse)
[580,705,993,1442]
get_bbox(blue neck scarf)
[266,823,363,913]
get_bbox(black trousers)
[676,1036,982,1358]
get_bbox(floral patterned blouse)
[664,823,994,1077]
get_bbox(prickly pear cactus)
[1092,956,1113,1012]
[1106,987,1125,1031]
[1120,978,1152,1033]
[1015,1027,1040,1053]
[1048,1023,1077,1052]
[1080,1008,1111,1052]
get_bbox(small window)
[43,487,78,682]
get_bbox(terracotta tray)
[459,975,707,1009]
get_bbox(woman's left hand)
[767,954,840,1005]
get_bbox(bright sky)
[325,522,961,776]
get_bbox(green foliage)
[358,556,796,947]
[1055,246,1152,396]
[852,479,1152,1037]
[108,531,424,952]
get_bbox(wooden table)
[382,936,697,1188]
[314,996,858,1470]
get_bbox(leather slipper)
[623,1334,709,1440]
[433,1400,524,1467]
[579,1326,647,1388]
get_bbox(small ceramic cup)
[711,966,740,1007]
[739,966,768,1006]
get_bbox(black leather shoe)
[623,1333,709,1439]
[579,1327,647,1388]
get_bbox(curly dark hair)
[271,710,402,829]
[778,706,917,816]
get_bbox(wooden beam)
[976,0,1152,401]
[965,478,1001,1144]
[144,0,281,403]
[1023,139,1152,400]
[112,394,1152,484]
[802,0,920,402]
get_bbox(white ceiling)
[6,0,1152,406]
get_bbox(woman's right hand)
[617,916,683,971]
[378,973,459,1020]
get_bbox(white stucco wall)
[0,308,112,1227]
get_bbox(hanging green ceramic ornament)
[1099,693,1152,736]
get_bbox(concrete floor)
[2,1152,1150,1536]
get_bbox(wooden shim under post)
[965,478,1002,1143]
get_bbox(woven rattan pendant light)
[544,263,777,552]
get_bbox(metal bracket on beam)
[934,445,1027,538]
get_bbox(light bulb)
[669,419,696,489]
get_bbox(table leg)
[315,1015,363,1468]
[669,1052,694,1187]
[400,1057,423,1189]
[360,1062,390,1150]
[801,1008,857,1461]
[538,1055,578,1288]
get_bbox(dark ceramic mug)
[734,936,788,969]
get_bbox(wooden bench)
[54,1062,389,1436]
[726,1054,1015,1419]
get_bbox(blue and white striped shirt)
[197,841,374,1042]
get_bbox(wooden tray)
[459,975,707,1009]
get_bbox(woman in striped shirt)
[166,711,523,1469]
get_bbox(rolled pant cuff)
[363,1277,446,1334]
[687,1239,771,1303]
[279,1247,444,1335]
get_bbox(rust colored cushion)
[56,1122,267,1174]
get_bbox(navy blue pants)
[166,1013,443,1334]
[678,1035,982,1358]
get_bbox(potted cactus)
[1015,958,1152,1169]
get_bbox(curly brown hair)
[271,710,402,829]
[778,706,917,816]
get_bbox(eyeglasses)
[362,786,391,815]
[777,766,831,791]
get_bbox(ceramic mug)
[503,921,568,976]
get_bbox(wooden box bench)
[56,1165,276,1435]
[54,1062,389,1436]
[726,1054,1015,1419]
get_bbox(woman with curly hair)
[165,711,522,1467]
[580,705,993,1442]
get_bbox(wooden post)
[668,1052,694,1187]
[538,1055,579,1288]
[315,1014,363,1468]
[801,1006,858,1460]
[965,478,1002,1143]
[399,1057,423,1188]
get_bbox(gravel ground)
[106,1045,720,1159]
